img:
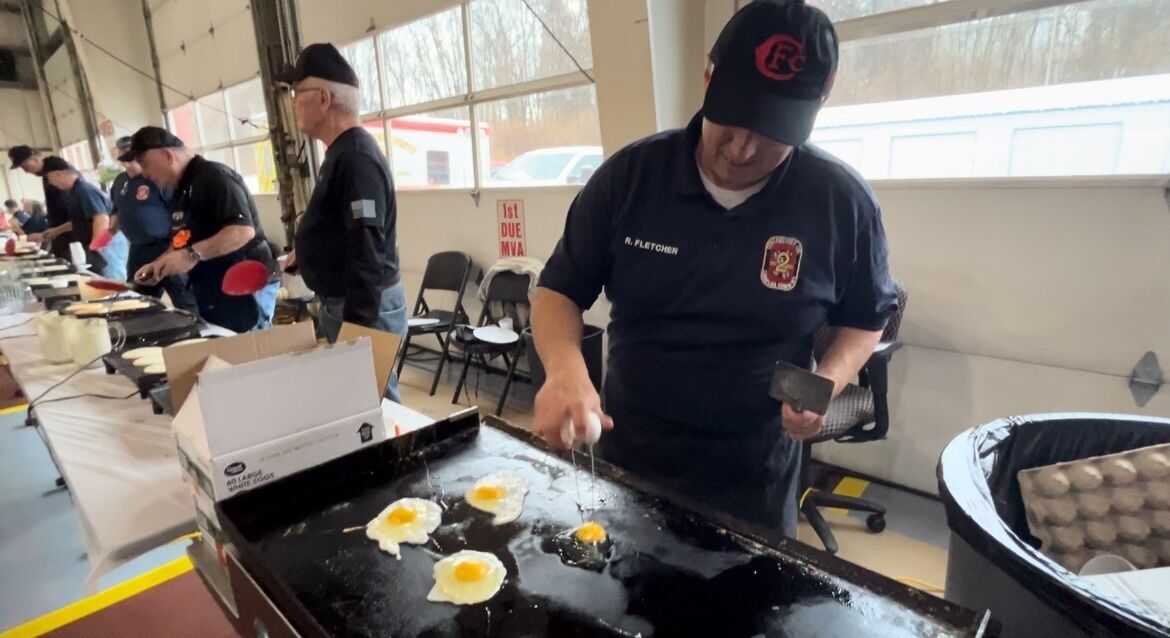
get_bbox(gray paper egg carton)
[1018,442,1170,573]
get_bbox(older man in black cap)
[531,0,898,536]
[39,156,116,275]
[108,136,197,311]
[122,127,279,332]
[8,145,73,257]
[277,43,406,400]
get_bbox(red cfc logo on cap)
[755,34,806,81]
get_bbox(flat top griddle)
[109,309,203,347]
[219,413,995,638]
[102,332,209,396]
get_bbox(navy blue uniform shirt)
[111,171,172,244]
[539,114,898,429]
[67,178,112,246]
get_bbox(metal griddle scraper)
[768,361,833,415]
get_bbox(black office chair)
[396,251,474,396]
[449,270,532,416]
[800,282,908,555]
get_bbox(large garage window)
[809,0,1170,178]
[332,0,597,191]
[166,78,276,194]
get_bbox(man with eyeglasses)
[278,43,407,401]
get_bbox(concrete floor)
[0,354,950,631]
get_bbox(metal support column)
[19,0,60,149]
[249,0,313,248]
[53,0,102,166]
[140,0,169,126]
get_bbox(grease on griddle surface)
[541,520,613,572]
[248,428,972,638]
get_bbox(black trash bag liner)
[938,412,1170,637]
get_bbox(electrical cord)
[26,324,127,417]
[25,353,109,413]
[34,389,139,407]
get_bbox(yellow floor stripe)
[0,403,28,416]
[827,476,870,516]
[0,556,193,638]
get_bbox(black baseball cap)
[115,135,132,152]
[704,0,838,146]
[275,43,358,88]
[39,156,74,174]
[8,145,36,170]
[118,126,185,162]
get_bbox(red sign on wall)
[497,199,526,258]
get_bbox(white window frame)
[166,78,275,194]
[337,1,598,194]
[823,0,1170,185]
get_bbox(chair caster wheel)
[866,513,886,533]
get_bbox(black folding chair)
[396,251,474,396]
[449,271,532,416]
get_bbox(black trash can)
[938,413,1170,638]
[523,324,604,393]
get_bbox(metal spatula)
[768,361,833,415]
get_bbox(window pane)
[226,79,269,139]
[168,102,198,147]
[235,142,278,194]
[387,107,474,189]
[470,0,592,91]
[478,85,601,187]
[339,39,383,115]
[807,0,951,22]
[811,0,1170,178]
[378,8,466,110]
[197,92,231,146]
[202,147,235,170]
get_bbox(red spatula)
[4,238,15,256]
[85,279,132,293]
[89,230,114,251]
[222,259,271,296]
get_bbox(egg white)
[427,550,506,605]
[465,471,528,525]
[365,497,442,558]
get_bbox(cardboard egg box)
[1018,442,1170,573]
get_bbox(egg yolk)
[472,484,505,502]
[386,506,417,525]
[575,522,607,544]
[454,559,489,583]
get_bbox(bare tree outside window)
[378,8,467,110]
[811,0,1170,178]
[830,0,1170,106]
[808,0,951,22]
[470,0,592,90]
[339,39,383,115]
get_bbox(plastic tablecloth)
[0,312,196,592]
[0,311,436,593]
